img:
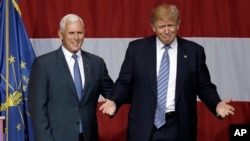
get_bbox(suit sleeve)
[28,58,54,141]
[196,46,221,115]
[111,42,134,109]
[100,61,114,99]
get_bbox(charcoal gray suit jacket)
[28,47,113,141]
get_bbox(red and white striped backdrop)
[19,0,250,140]
[19,0,250,101]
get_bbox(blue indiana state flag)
[0,0,35,141]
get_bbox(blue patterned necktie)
[154,45,170,128]
[72,54,83,133]
[72,54,82,100]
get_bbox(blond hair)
[150,4,180,25]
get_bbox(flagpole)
[5,0,10,140]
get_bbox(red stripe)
[19,0,250,38]
[97,102,250,141]
[197,101,250,141]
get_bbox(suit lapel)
[175,37,188,102]
[56,47,79,101]
[145,36,158,98]
[81,51,91,100]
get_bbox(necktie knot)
[164,45,170,50]
[72,54,78,60]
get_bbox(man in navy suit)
[28,14,114,141]
[100,4,235,141]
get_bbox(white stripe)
[30,38,250,101]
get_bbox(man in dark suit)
[100,4,235,141]
[28,14,114,141]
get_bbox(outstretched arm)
[216,99,235,118]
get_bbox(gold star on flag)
[22,85,27,92]
[20,61,26,68]
[16,123,21,130]
[9,56,15,63]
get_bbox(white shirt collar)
[61,46,82,59]
[156,37,178,49]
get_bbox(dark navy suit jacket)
[111,35,221,141]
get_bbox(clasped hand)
[99,99,117,116]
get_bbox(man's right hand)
[99,99,116,116]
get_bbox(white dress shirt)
[156,38,177,112]
[62,46,85,90]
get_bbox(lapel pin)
[184,55,187,58]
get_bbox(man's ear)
[58,30,63,40]
[151,23,156,33]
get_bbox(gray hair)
[59,14,84,32]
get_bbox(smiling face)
[58,18,85,54]
[151,4,180,45]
